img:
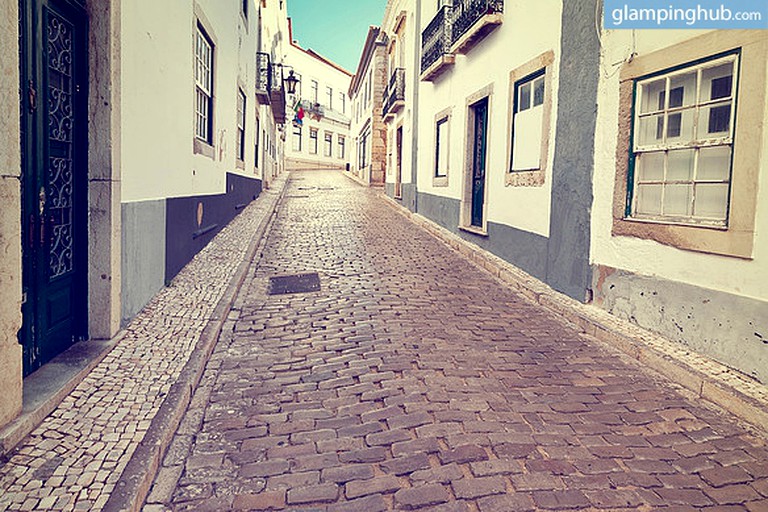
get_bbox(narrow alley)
[139,171,768,511]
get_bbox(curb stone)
[378,190,768,436]
[102,173,290,512]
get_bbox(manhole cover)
[268,273,321,295]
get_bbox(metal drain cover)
[268,273,321,295]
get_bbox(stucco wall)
[121,200,166,325]
[545,0,600,300]
[0,0,23,428]
[591,29,768,382]
[415,1,563,239]
[121,0,264,203]
[594,266,768,383]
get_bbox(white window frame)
[338,135,345,159]
[324,132,333,157]
[629,53,739,228]
[510,70,546,172]
[236,88,246,161]
[195,24,214,143]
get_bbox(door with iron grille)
[19,0,88,375]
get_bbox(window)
[359,130,369,168]
[324,132,333,157]
[339,92,346,114]
[236,88,246,161]
[338,135,345,159]
[326,86,333,110]
[435,116,449,178]
[506,51,553,187]
[311,80,318,103]
[511,70,545,172]
[629,53,738,227]
[195,24,214,143]
[292,125,302,152]
[612,31,767,259]
[310,128,318,154]
[241,0,248,19]
[254,116,260,168]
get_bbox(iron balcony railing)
[255,52,271,98]
[270,63,287,124]
[383,68,405,116]
[421,4,452,74]
[450,0,503,45]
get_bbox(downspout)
[410,0,421,213]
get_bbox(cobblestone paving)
[145,170,768,511]
[0,177,286,512]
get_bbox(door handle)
[28,80,37,112]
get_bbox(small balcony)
[301,100,325,120]
[255,52,271,100]
[270,64,286,124]
[383,68,405,120]
[420,4,455,81]
[449,0,503,55]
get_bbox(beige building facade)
[348,27,388,186]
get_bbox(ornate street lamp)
[284,70,299,95]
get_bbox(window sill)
[236,159,245,170]
[459,225,488,237]
[433,175,448,188]
[194,138,215,159]
[506,169,545,187]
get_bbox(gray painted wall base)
[385,183,417,212]
[417,192,548,282]
[121,200,166,325]
[594,266,768,384]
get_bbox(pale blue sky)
[287,0,387,73]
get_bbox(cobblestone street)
[144,171,768,511]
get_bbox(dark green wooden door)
[19,0,88,375]
[470,98,488,228]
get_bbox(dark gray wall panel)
[546,0,601,301]
[594,266,768,384]
[121,200,166,325]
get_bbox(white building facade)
[371,0,768,384]
[284,26,352,172]
[0,0,291,430]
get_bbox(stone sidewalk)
[0,174,288,512]
[144,171,767,511]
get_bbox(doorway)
[19,0,89,375]
[395,126,403,198]
[468,97,488,228]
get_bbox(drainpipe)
[410,0,421,213]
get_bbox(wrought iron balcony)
[420,4,455,81]
[383,68,405,119]
[255,52,271,100]
[449,0,503,54]
[270,64,287,123]
[303,101,325,119]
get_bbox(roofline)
[287,17,354,77]
[348,26,382,96]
